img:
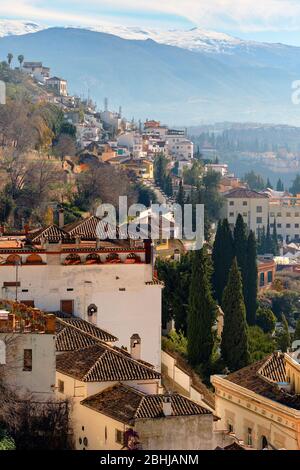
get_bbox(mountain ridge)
[0,26,299,125]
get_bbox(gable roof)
[56,344,160,382]
[55,317,117,352]
[63,215,128,241]
[224,188,269,199]
[225,353,300,410]
[81,384,211,425]
[29,224,70,243]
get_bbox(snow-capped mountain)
[0,19,43,37]
[0,18,262,54]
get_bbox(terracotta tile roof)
[63,216,128,240]
[225,188,269,199]
[56,324,98,352]
[56,317,117,344]
[56,344,160,382]
[81,384,211,424]
[29,224,70,243]
[225,353,300,410]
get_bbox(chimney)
[58,209,65,228]
[130,334,141,360]
[162,394,172,417]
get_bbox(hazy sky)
[2,0,300,45]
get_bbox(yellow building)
[212,352,300,450]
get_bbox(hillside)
[0,27,299,124]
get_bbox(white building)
[0,301,56,399]
[224,188,300,242]
[117,132,143,157]
[204,163,228,177]
[22,61,50,83]
[166,130,194,160]
[46,76,68,96]
[0,217,162,370]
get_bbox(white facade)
[0,260,162,370]
[117,133,143,157]
[0,331,55,399]
[225,191,300,242]
[166,135,194,160]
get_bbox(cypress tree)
[187,248,216,365]
[221,258,249,371]
[245,230,258,325]
[233,214,247,301]
[176,179,185,209]
[277,314,291,352]
[276,178,284,191]
[265,216,273,253]
[272,218,279,255]
[212,219,234,304]
[266,178,273,189]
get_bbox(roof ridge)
[57,317,117,342]
[83,347,107,381]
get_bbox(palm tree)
[17,54,24,68]
[7,53,13,67]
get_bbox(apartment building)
[224,188,300,242]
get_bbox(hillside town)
[1,49,300,456]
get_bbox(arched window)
[261,436,268,449]
[125,253,141,264]
[64,253,81,265]
[85,253,101,265]
[0,340,6,364]
[25,254,43,265]
[106,253,121,263]
[6,254,21,265]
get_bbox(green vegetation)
[243,170,266,191]
[161,330,187,358]
[276,314,291,352]
[187,248,216,365]
[248,326,275,362]
[256,306,276,334]
[212,219,234,305]
[245,230,258,325]
[221,258,249,372]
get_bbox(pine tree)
[245,231,258,325]
[221,258,249,371]
[187,248,216,365]
[212,219,234,304]
[233,214,247,301]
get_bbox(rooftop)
[55,317,118,352]
[224,188,269,199]
[81,383,211,425]
[225,353,300,410]
[56,343,160,382]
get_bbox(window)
[267,271,273,283]
[242,201,247,206]
[286,224,291,228]
[256,206,262,213]
[247,428,253,446]
[295,212,299,217]
[277,212,282,217]
[295,224,299,228]
[58,379,64,393]
[286,212,291,217]
[243,212,247,217]
[260,272,265,287]
[229,201,234,206]
[23,349,32,371]
[270,212,275,217]
[256,217,262,224]
[115,429,124,445]
[277,223,282,228]
[228,422,234,433]
[229,212,234,217]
